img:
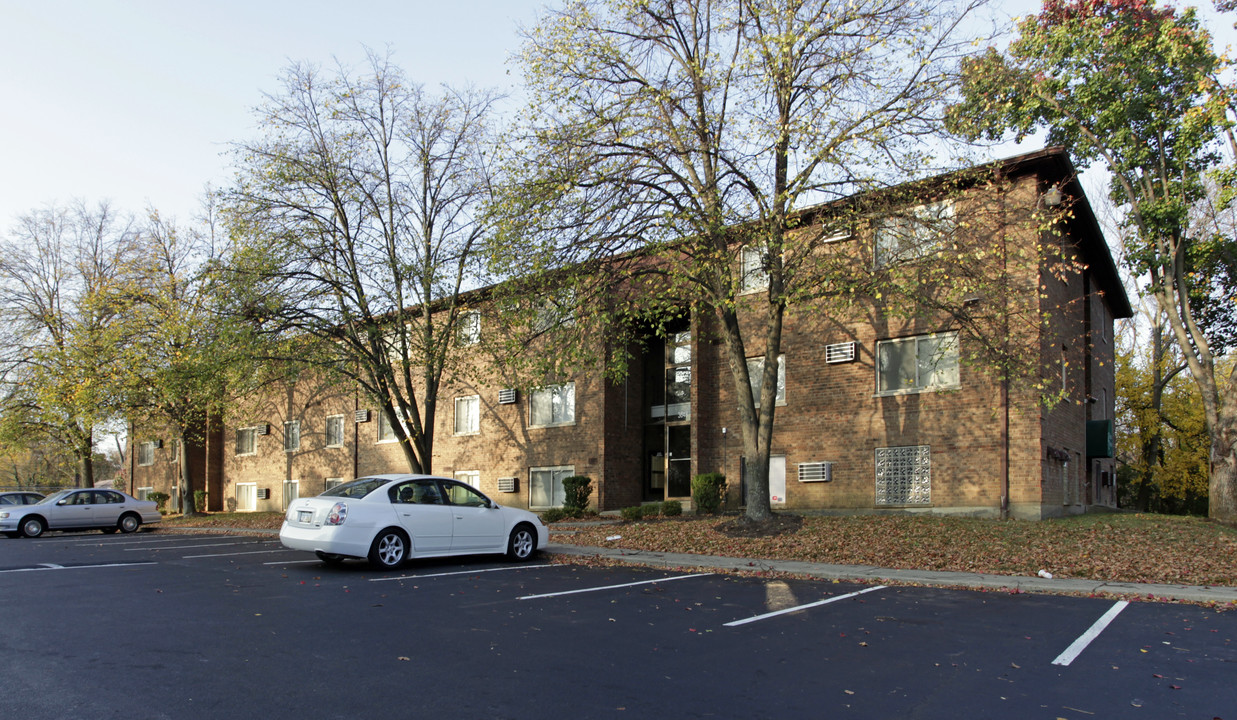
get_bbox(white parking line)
[182,548,300,559]
[128,540,278,551]
[518,572,714,600]
[370,564,554,582]
[72,535,246,547]
[263,559,322,565]
[1051,601,1129,667]
[0,562,156,574]
[724,585,889,627]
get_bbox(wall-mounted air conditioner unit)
[355,409,371,423]
[825,342,855,364]
[496,477,517,493]
[797,461,834,483]
[498,389,517,404]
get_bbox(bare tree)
[226,51,501,473]
[506,0,991,521]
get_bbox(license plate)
[298,510,313,523]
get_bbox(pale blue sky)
[2,0,1229,228]
[0,0,550,224]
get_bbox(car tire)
[506,523,537,561]
[368,528,408,569]
[315,551,345,565]
[20,516,46,538]
[118,513,141,534]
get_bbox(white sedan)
[0,488,162,538]
[279,474,550,569]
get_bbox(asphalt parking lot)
[2,530,1234,719]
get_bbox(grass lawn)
[161,509,1237,588]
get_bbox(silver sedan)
[0,488,163,538]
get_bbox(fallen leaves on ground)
[554,513,1237,587]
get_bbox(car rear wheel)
[368,529,408,569]
[20,516,46,538]
[506,524,537,561]
[118,513,141,534]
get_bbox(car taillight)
[327,502,348,526]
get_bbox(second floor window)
[876,332,960,395]
[284,421,301,452]
[137,442,155,467]
[454,395,480,435]
[458,311,481,346]
[739,246,769,293]
[530,383,575,427]
[325,415,345,448]
[236,427,257,456]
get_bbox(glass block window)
[875,445,931,506]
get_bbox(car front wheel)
[368,529,408,569]
[118,513,141,533]
[20,516,46,538]
[506,524,537,561]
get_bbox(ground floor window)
[455,470,480,488]
[324,477,346,492]
[875,445,931,505]
[530,466,574,509]
[136,487,154,501]
[236,483,257,512]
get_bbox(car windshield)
[35,490,73,505]
[320,478,388,499]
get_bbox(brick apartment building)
[130,147,1131,520]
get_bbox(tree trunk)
[1210,410,1237,522]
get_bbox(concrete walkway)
[544,542,1237,605]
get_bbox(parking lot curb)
[544,543,1237,605]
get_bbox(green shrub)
[540,507,568,523]
[147,492,170,512]
[662,500,682,517]
[562,475,593,511]
[620,505,644,521]
[193,490,207,513]
[691,473,727,515]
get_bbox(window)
[283,479,299,510]
[530,383,575,427]
[236,427,257,456]
[875,445,931,505]
[443,481,489,507]
[324,477,346,492]
[458,311,481,346]
[739,246,769,293]
[530,466,574,509]
[876,332,959,395]
[532,290,576,332]
[236,483,257,512]
[454,395,480,435]
[377,411,399,443]
[325,415,345,448]
[136,487,154,501]
[875,200,955,267]
[137,442,155,467]
[171,439,181,462]
[455,470,480,488]
[746,355,786,407]
[283,420,301,452]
